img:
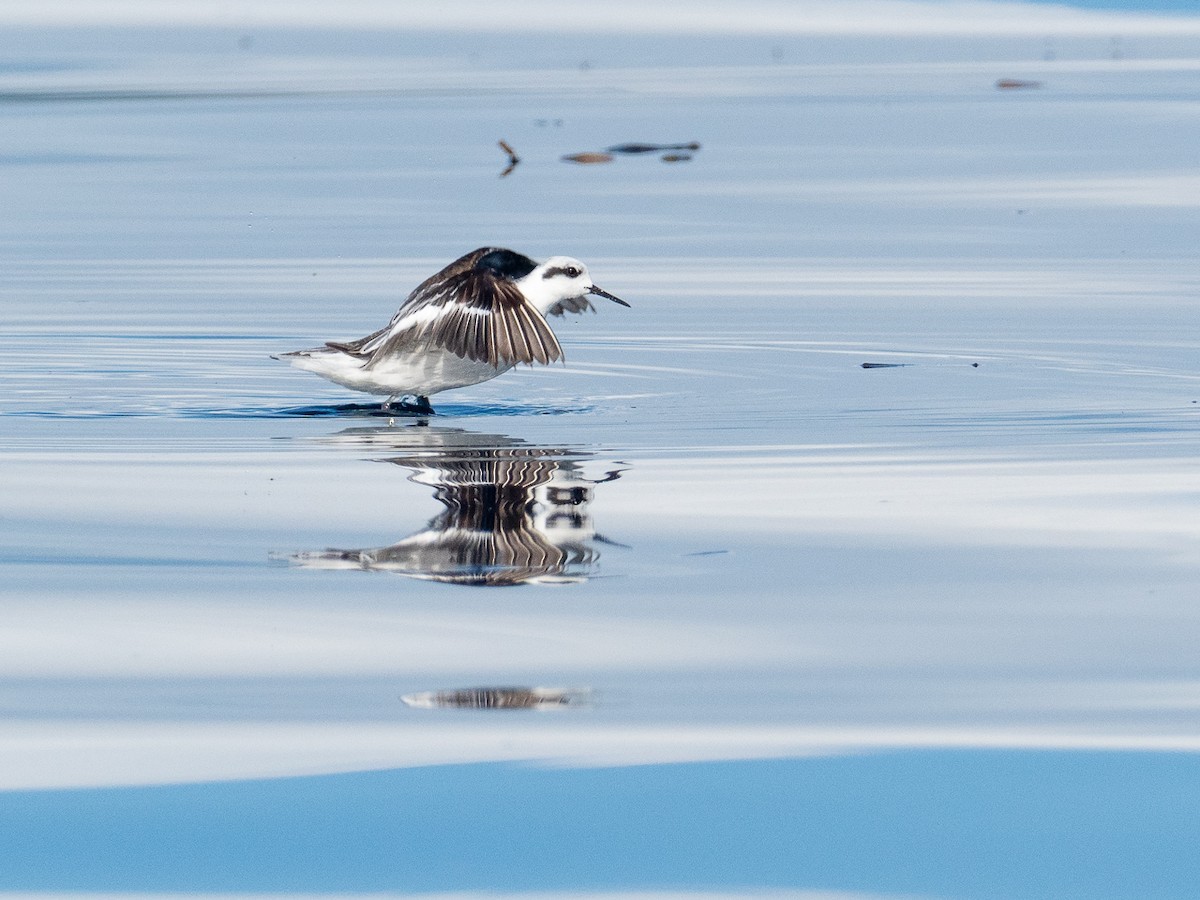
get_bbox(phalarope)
[278,247,628,412]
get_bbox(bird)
[277,247,629,413]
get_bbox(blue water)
[3,11,1200,899]
[3,752,1200,898]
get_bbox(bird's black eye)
[566,266,580,278]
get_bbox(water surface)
[2,18,1200,900]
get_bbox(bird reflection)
[402,686,589,709]
[289,425,625,586]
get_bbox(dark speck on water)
[561,151,614,164]
[607,142,702,153]
[996,78,1044,90]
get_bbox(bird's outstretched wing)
[330,247,564,369]
[546,295,596,317]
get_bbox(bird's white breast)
[287,346,512,396]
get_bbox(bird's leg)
[381,394,434,415]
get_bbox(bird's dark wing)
[338,247,564,369]
[419,266,564,368]
[546,296,596,317]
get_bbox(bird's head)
[523,256,630,313]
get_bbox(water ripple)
[2,401,590,420]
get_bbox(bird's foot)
[381,395,435,416]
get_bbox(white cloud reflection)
[629,173,1200,209]
[4,719,1200,791]
[3,439,1199,790]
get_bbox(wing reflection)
[401,686,589,709]
[290,426,625,586]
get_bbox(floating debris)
[561,141,702,168]
[497,139,520,177]
[562,151,614,164]
[861,362,909,369]
[607,142,701,154]
[996,78,1043,90]
[402,686,588,710]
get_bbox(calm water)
[2,20,1200,900]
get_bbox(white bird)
[278,247,629,412]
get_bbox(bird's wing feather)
[546,296,596,317]
[353,247,564,369]
[323,324,388,357]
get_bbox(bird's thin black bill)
[589,285,630,307]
